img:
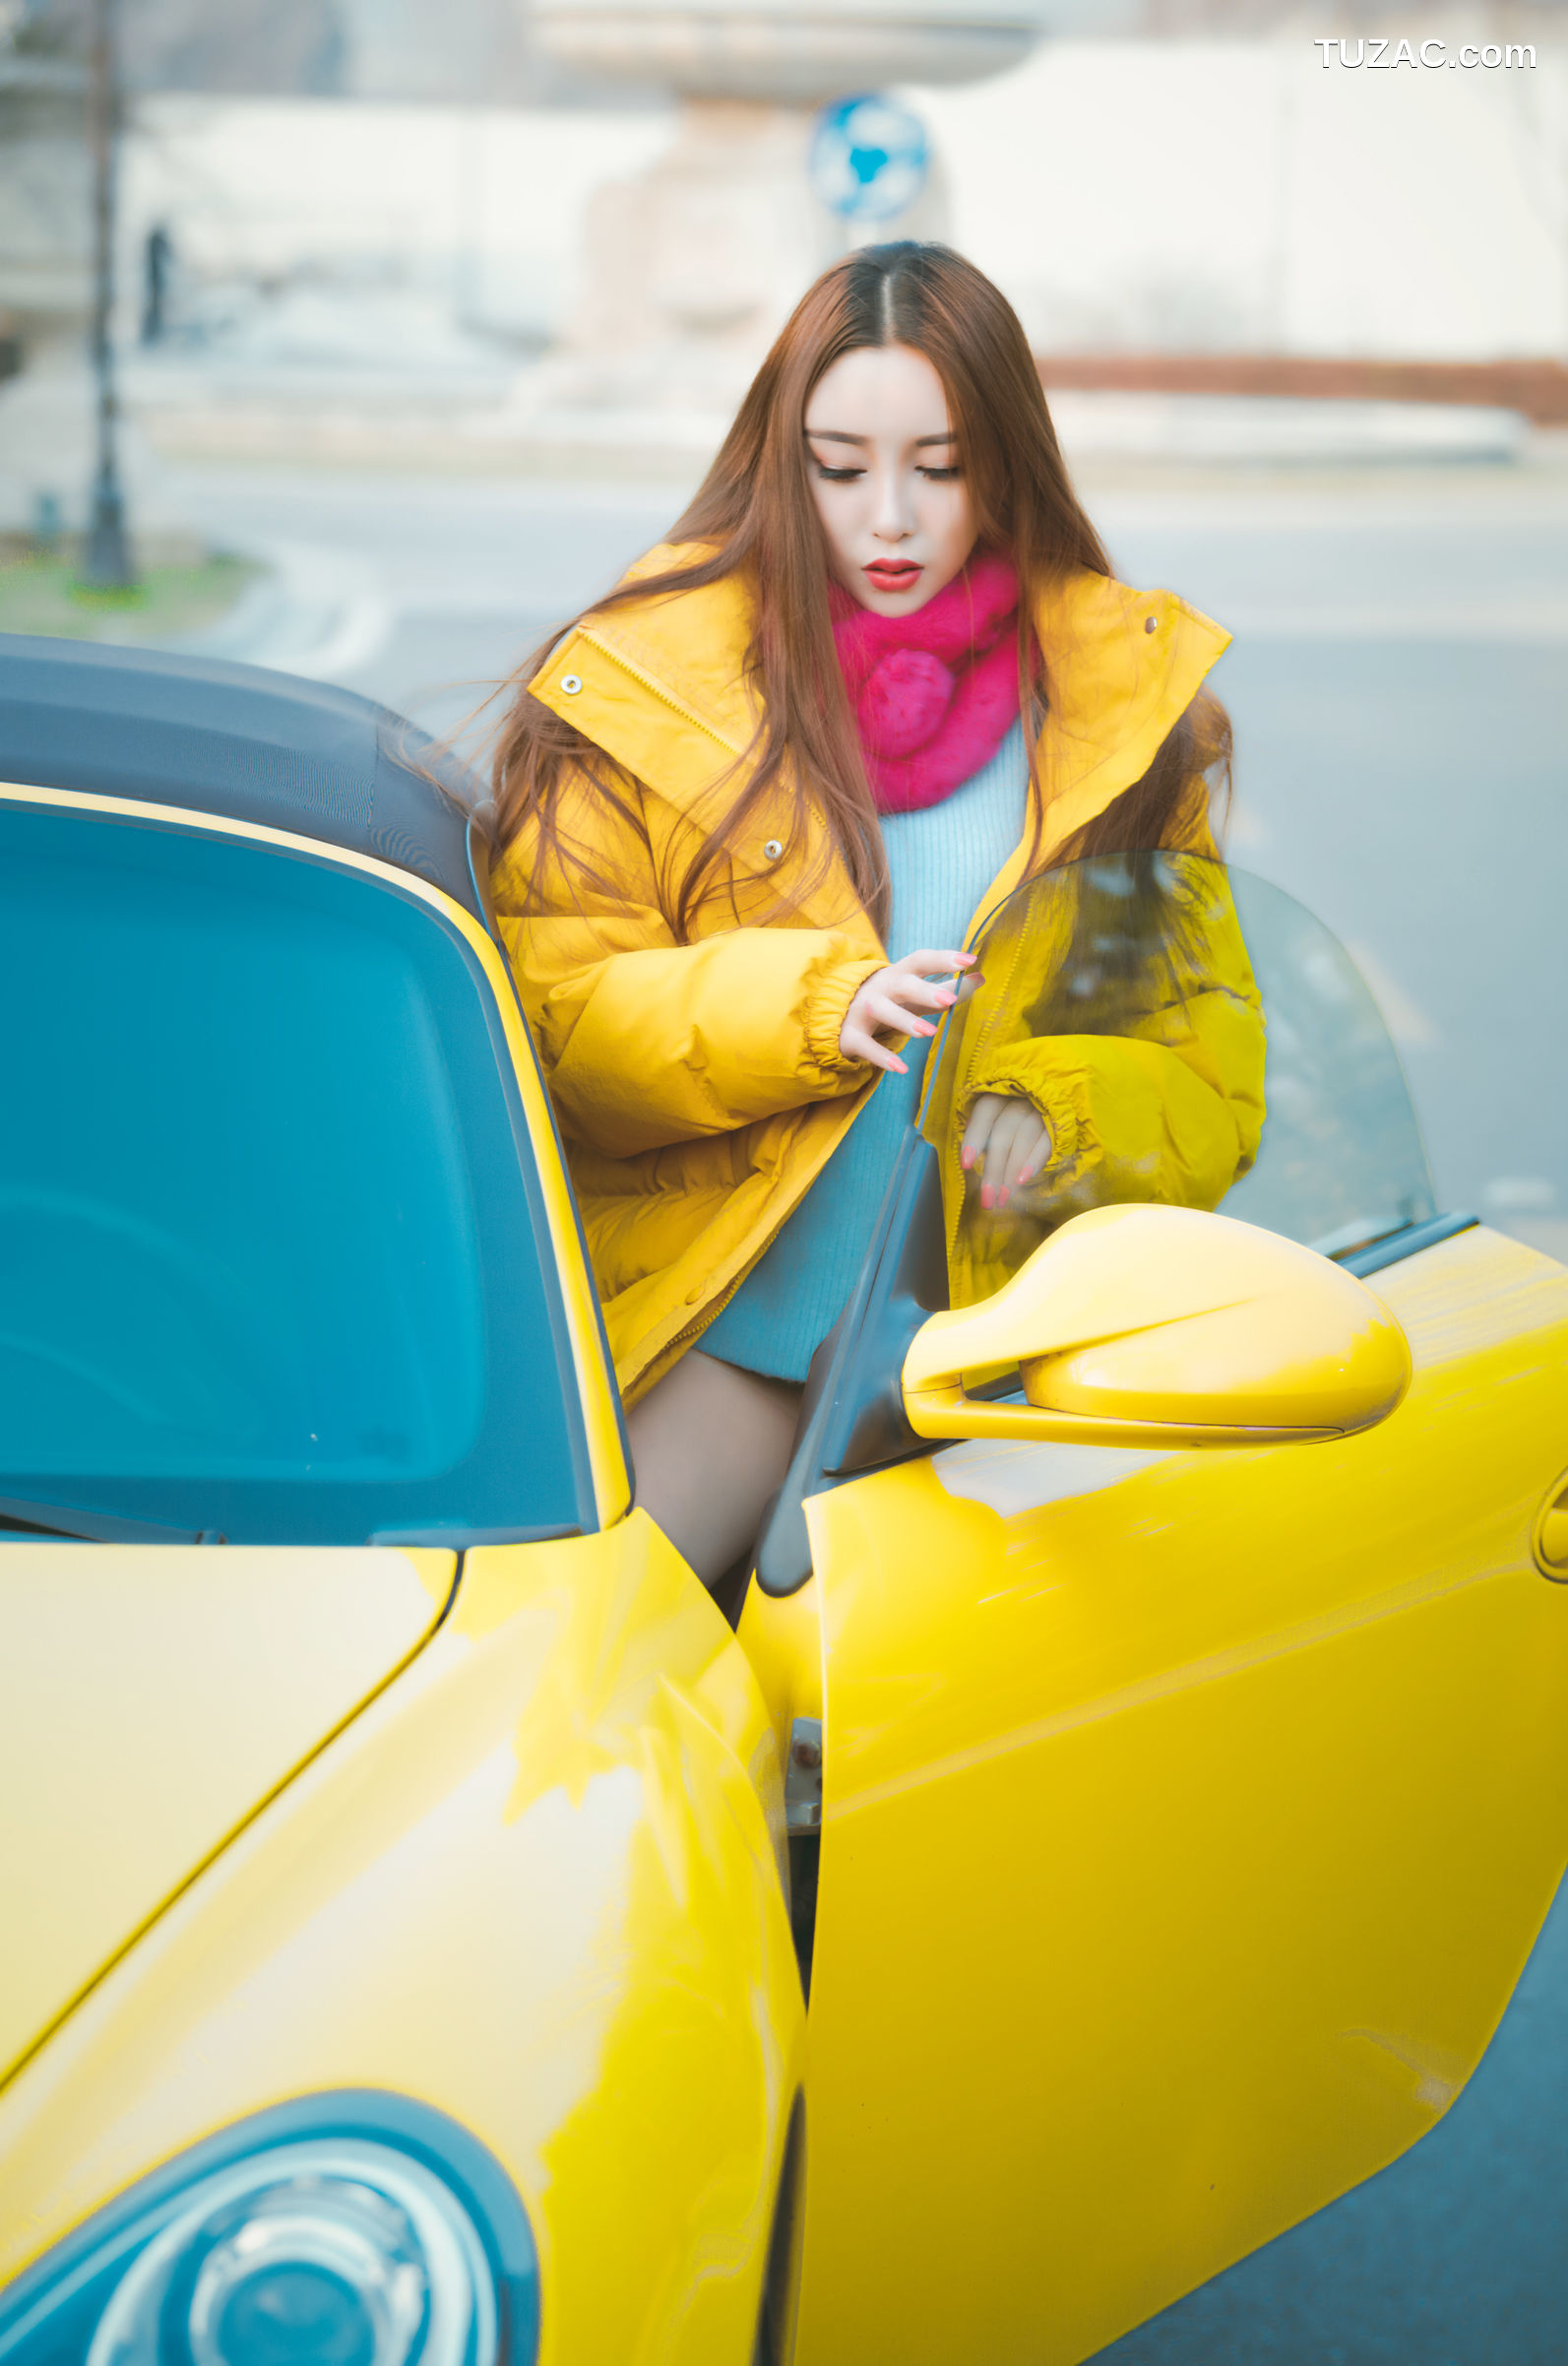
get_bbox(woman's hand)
[962,1092,1052,1211]
[840,948,975,1076]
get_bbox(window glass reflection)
[921,854,1434,1309]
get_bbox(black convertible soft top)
[0,633,487,924]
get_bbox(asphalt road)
[146,451,1568,2359]
[1100,483,1568,1256]
[1097,1873,1568,2365]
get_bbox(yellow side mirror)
[903,1204,1411,1448]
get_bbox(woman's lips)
[864,559,922,590]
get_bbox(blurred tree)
[123,0,348,95]
[11,0,661,101]
[1,7,90,397]
[13,0,348,93]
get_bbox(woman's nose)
[871,463,914,542]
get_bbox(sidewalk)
[129,374,1528,478]
[5,351,1567,682]
[177,541,393,680]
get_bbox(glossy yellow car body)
[745,1223,1568,2363]
[1,1522,803,2363]
[0,760,803,2362]
[4,643,1567,2366]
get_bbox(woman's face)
[804,344,976,617]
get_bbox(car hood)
[0,1542,454,2079]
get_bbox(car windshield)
[0,802,586,1546]
[920,851,1436,1306]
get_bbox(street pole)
[82,0,134,590]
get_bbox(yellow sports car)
[1,636,1565,2366]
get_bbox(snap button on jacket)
[492,544,1238,1404]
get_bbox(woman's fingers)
[863,989,936,1038]
[840,1018,909,1076]
[882,978,957,1017]
[876,957,975,1019]
[899,949,975,982]
[1004,1100,1051,1178]
[965,1094,1052,1208]
[979,1104,1029,1209]
[840,956,1050,1205]
[982,1106,1039,1209]
[1000,1106,1052,1199]
[961,1091,1006,1172]
[839,975,916,1067]
[901,974,974,1014]
[1013,1115,1052,1183]
[838,950,976,1069]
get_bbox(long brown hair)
[491,242,1219,935]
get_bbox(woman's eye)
[918,465,963,481]
[815,464,864,483]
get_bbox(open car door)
[740,855,1568,2366]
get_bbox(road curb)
[172,540,394,684]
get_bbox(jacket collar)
[532,542,1230,868]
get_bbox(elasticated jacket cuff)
[807,951,890,1074]
[959,1059,1085,1173]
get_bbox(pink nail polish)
[980,1184,992,1209]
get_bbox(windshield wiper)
[0,1495,205,1545]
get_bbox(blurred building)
[925,4,1568,368]
[0,15,87,382]
[525,0,1055,416]
[4,0,1567,480]
[123,0,664,103]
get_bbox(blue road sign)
[810,95,929,224]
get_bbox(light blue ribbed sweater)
[703,720,1029,1382]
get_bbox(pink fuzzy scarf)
[831,552,1025,815]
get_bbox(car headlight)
[0,2094,539,2366]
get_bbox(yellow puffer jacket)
[921,849,1267,1311]
[492,544,1243,1404]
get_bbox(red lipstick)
[864,559,922,592]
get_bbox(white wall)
[121,32,1568,364]
[915,38,1568,358]
[124,96,677,343]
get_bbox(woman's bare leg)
[626,1348,804,1588]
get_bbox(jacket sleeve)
[955,820,1267,1222]
[964,981,1266,1219]
[491,770,885,1159]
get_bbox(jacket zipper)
[575,626,747,759]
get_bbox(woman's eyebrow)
[802,428,958,446]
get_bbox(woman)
[490,241,1260,1586]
